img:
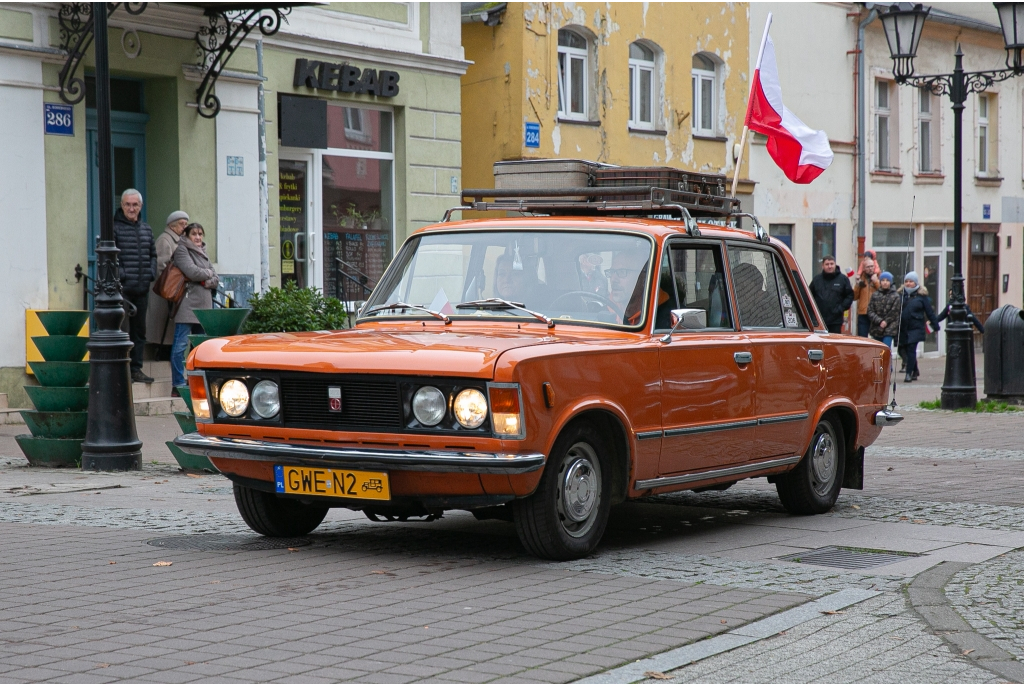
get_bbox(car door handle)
[807,349,824,362]
[734,352,753,365]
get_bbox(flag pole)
[731,12,773,198]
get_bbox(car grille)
[280,377,403,430]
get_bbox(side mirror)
[660,308,707,343]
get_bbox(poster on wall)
[278,160,307,288]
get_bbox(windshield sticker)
[781,294,792,308]
[785,310,799,328]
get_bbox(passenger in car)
[607,248,649,323]
[494,252,540,305]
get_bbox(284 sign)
[44,103,74,136]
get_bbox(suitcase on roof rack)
[493,159,598,200]
[594,166,728,201]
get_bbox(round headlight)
[412,386,446,426]
[453,388,487,429]
[219,379,249,417]
[251,380,280,419]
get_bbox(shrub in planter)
[242,282,351,333]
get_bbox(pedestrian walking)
[898,271,940,383]
[809,255,854,334]
[170,223,219,392]
[867,271,900,347]
[147,210,189,350]
[112,188,156,383]
[936,290,986,334]
[852,257,880,337]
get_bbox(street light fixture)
[879,1,1024,410]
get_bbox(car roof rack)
[444,185,741,237]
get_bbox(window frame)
[978,93,989,174]
[917,87,940,174]
[691,54,718,137]
[725,243,809,332]
[629,42,656,130]
[557,29,589,121]
[653,238,735,333]
[874,78,897,171]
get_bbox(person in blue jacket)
[936,290,986,334]
[898,271,940,383]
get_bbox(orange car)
[176,214,902,560]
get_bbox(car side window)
[655,243,732,331]
[727,247,785,329]
[773,257,807,330]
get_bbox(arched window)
[629,42,656,129]
[692,53,718,136]
[558,28,589,120]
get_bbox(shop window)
[872,225,916,289]
[692,53,718,136]
[629,42,656,130]
[326,104,392,152]
[812,222,836,265]
[343,107,372,145]
[557,28,589,121]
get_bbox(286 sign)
[44,103,74,136]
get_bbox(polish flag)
[745,16,833,184]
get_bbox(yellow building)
[461,2,752,195]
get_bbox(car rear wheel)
[233,483,329,537]
[513,423,611,560]
[775,417,845,515]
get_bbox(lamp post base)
[940,320,978,410]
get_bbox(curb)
[907,561,1024,683]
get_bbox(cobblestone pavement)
[1,354,1023,682]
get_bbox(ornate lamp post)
[879,2,1024,410]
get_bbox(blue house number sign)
[44,103,74,136]
[524,122,540,148]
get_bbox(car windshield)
[361,230,655,328]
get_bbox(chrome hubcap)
[558,442,601,538]
[810,427,838,497]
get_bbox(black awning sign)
[293,59,400,97]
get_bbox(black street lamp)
[879,2,1024,410]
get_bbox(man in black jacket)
[809,255,854,334]
[113,188,156,383]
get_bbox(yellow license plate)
[274,465,390,500]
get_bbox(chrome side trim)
[757,413,809,425]
[664,419,758,437]
[874,410,904,427]
[173,433,546,474]
[635,430,662,441]
[635,455,802,490]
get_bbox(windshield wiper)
[362,301,451,324]
[455,298,554,328]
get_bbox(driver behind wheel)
[607,248,649,325]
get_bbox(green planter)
[36,310,90,336]
[20,411,87,439]
[176,386,193,414]
[32,335,88,362]
[173,411,197,434]
[24,386,89,411]
[15,435,82,467]
[193,308,250,337]
[166,440,217,473]
[29,361,90,387]
[187,334,219,350]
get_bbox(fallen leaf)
[153,561,173,567]
[644,672,672,680]
[108,561,116,565]
[287,547,301,552]
[963,649,975,656]
[851,505,861,510]
[186,474,202,479]
[97,664,109,668]
[720,619,728,624]
[899,516,909,521]
[210,580,220,584]
[822,610,846,615]
[185,661,196,665]
[913,519,926,523]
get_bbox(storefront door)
[278,154,313,290]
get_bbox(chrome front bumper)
[874,410,904,427]
[173,432,546,474]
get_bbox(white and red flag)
[744,15,833,184]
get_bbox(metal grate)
[779,546,917,570]
[147,534,311,552]
[281,377,403,430]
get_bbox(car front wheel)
[234,483,329,537]
[775,417,845,515]
[513,423,611,560]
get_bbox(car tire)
[233,483,329,537]
[513,422,611,561]
[775,416,845,515]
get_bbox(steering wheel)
[549,291,623,319]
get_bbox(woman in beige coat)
[170,223,219,390]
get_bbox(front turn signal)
[488,384,523,438]
[188,372,212,422]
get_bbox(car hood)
[189,326,587,379]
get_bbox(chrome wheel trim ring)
[809,424,838,497]
[557,442,601,538]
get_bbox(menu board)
[278,160,307,287]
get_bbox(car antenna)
[890,195,916,412]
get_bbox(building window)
[812,222,836,264]
[692,53,717,136]
[875,79,897,171]
[978,93,991,174]
[918,88,939,173]
[872,226,916,289]
[557,29,588,120]
[769,223,793,249]
[629,42,655,130]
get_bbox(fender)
[544,396,636,458]
[810,395,860,450]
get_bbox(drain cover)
[779,546,917,569]
[147,534,311,551]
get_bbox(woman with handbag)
[170,223,219,390]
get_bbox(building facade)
[748,2,1024,351]
[460,2,751,195]
[0,2,466,407]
